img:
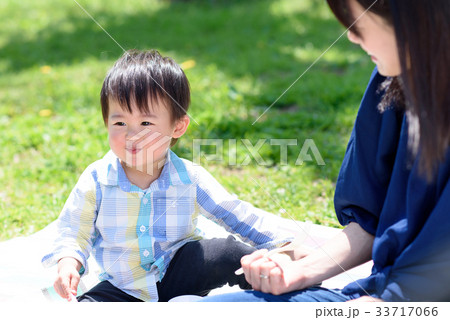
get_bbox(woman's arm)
[241,222,374,295]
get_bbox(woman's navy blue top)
[334,68,450,301]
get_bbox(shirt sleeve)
[41,165,99,272]
[193,165,294,250]
[337,67,450,301]
[376,174,450,301]
[334,68,404,235]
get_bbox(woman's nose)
[347,30,360,44]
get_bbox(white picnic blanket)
[0,217,372,302]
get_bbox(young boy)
[42,50,292,302]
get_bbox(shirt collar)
[97,150,192,191]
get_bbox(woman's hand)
[240,250,306,295]
[240,222,375,296]
[54,257,82,301]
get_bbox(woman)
[202,0,450,302]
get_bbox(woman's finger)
[248,257,264,290]
[268,266,286,295]
[247,256,270,291]
[241,249,267,284]
[259,260,278,293]
[240,249,267,268]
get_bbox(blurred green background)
[0,0,374,240]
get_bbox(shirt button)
[143,249,150,257]
[140,225,146,233]
[142,198,148,204]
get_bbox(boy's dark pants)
[77,236,256,302]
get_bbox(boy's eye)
[141,121,153,126]
[114,122,126,126]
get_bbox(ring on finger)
[259,274,269,279]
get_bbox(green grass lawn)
[0,0,374,240]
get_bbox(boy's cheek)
[108,135,126,156]
[108,131,124,144]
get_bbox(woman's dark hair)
[101,49,190,146]
[327,0,450,181]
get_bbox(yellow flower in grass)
[39,109,52,117]
[180,59,196,70]
[40,65,52,74]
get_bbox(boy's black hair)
[100,49,190,125]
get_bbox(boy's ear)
[172,115,190,139]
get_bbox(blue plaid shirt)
[42,150,291,301]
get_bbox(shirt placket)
[136,193,155,271]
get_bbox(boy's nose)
[126,129,139,141]
[126,127,152,142]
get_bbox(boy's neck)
[121,161,164,190]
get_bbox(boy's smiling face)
[107,97,189,177]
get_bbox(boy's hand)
[54,257,82,301]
